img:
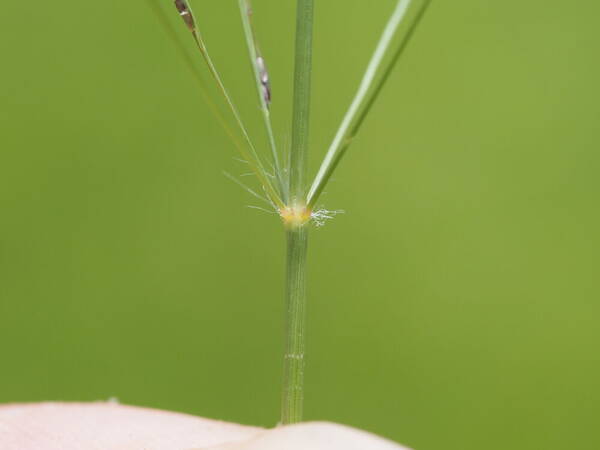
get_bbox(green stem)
[281,226,308,424]
[281,0,314,425]
[289,0,314,203]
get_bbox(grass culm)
[149,0,431,425]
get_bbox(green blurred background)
[1,1,599,448]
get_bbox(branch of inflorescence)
[306,0,432,209]
[238,0,288,204]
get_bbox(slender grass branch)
[223,171,272,206]
[146,0,249,169]
[306,0,431,208]
[174,0,284,209]
[238,0,287,203]
[189,32,284,208]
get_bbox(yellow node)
[280,204,312,228]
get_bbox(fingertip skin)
[207,422,411,450]
[0,403,410,450]
[0,402,260,450]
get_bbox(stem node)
[280,204,312,229]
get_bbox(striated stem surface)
[281,0,314,424]
[289,0,314,203]
[281,226,309,424]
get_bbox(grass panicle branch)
[238,0,287,202]
[173,0,284,209]
[146,0,249,175]
[307,0,431,208]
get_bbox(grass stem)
[159,0,430,427]
[281,0,314,425]
[289,0,314,203]
[281,226,308,424]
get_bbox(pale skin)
[0,403,410,450]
